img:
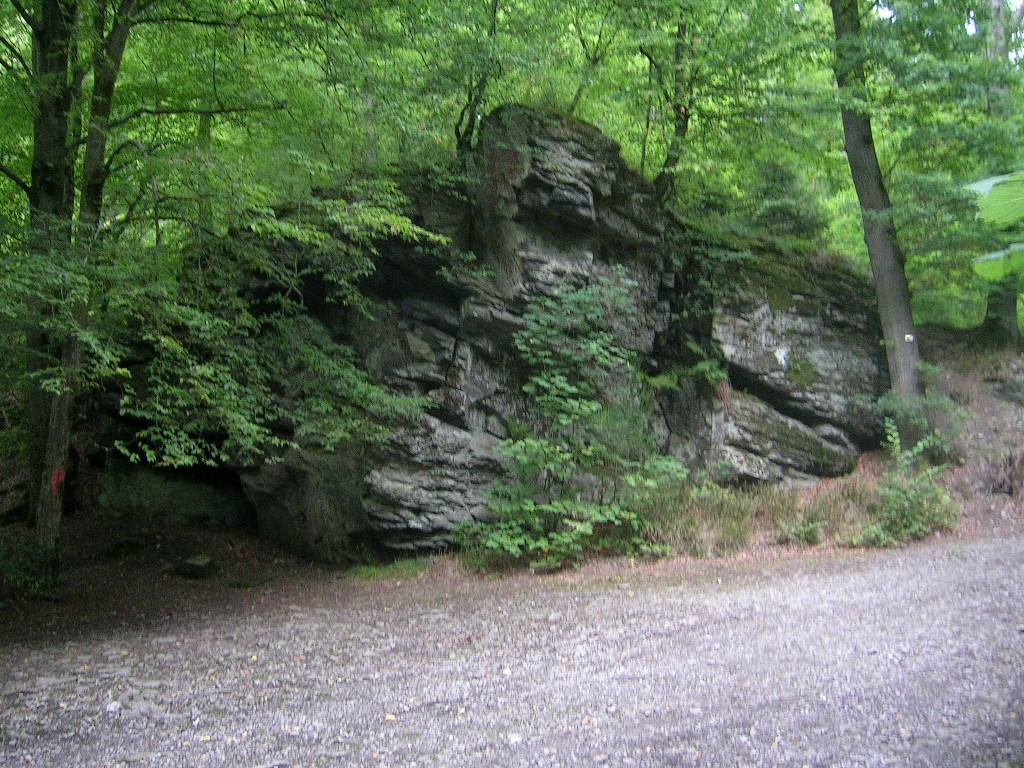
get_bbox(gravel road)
[2,533,1022,768]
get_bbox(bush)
[873,363,964,463]
[779,509,825,546]
[857,419,958,547]
[457,269,683,571]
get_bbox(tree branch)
[8,0,39,32]
[134,10,288,28]
[102,102,286,133]
[116,0,142,18]
[103,138,146,173]
[0,33,31,77]
[0,161,31,196]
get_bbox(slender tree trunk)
[24,0,134,572]
[654,6,693,201]
[567,56,598,116]
[986,0,1024,116]
[829,0,922,408]
[455,0,499,159]
[26,1,78,565]
[33,338,81,580]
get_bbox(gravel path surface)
[2,532,1022,768]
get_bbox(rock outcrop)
[709,251,886,481]
[240,105,888,559]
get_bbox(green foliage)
[458,268,683,571]
[873,365,963,462]
[514,271,635,422]
[346,556,435,582]
[973,244,1024,282]
[858,419,958,547]
[977,173,1024,229]
[778,508,825,547]
[0,367,26,460]
[682,340,729,388]
[1,0,1014,561]
[746,160,830,249]
[99,466,249,527]
[912,284,987,329]
[0,175,433,471]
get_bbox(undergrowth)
[456,269,684,571]
[855,419,958,547]
[630,412,959,558]
[460,280,963,572]
[346,556,435,581]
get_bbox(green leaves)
[458,266,683,571]
[858,418,958,547]
[965,173,1024,287]
[973,245,1024,282]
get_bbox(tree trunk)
[829,0,922,409]
[33,337,81,576]
[986,0,1024,117]
[26,0,79,550]
[21,1,137,574]
[455,0,499,159]
[654,6,694,201]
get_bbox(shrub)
[873,362,964,463]
[457,269,683,571]
[857,419,958,547]
[779,509,825,546]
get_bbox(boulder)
[709,250,887,480]
[713,251,885,443]
[711,390,860,483]
[239,446,370,563]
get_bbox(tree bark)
[829,0,922,407]
[455,0,499,159]
[33,338,81,577]
[652,5,695,201]
[23,0,135,572]
[26,0,78,549]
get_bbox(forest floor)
[0,328,1023,767]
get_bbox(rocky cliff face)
[240,105,887,559]
[709,253,886,482]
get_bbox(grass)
[639,455,903,558]
[790,471,882,545]
[346,555,437,581]
[641,481,797,557]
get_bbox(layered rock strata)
[240,106,887,557]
